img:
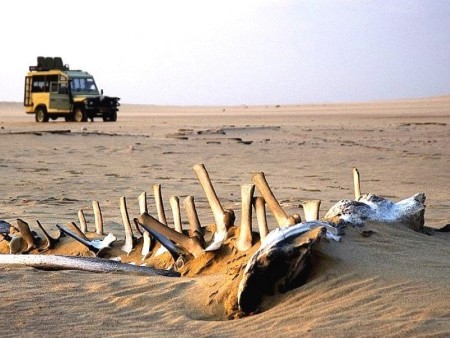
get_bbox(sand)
[0,97,449,337]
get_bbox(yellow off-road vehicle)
[24,57,120,122]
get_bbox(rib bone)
[16,219,38,253]
[183,195,204,243]
[67,222,90,241]
[251,172,296,227]
[253,196,269,243]
[36,220,61,250]
[193,164,234,251]
[236,184,255,251]
[9,235,24,254]
[56,225,116,257]
[301,200,321,221]
[170,196,183,233]
[152,184,167,225]
[138,213,204,258]
[92,201,104,235]
[78,210,88,233]
[120,196,135,255]
[353,167,361,200]
[193,163,233,231]
[138,192,151,258]
[138,192,148,214]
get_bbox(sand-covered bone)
[36,220,62,251]
[237,223,326,314]
[16,219,39,253]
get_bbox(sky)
[0,0,449,105]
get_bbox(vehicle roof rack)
[29,56,69,71]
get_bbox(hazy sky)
[1,0,449,105]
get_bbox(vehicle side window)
[32,76,45,92]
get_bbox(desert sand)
[0,97,449,337]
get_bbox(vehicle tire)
[35,107,49,122]
[103,111,117,122]
[73,107,87,122]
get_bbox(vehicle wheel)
[103,111,117,122]
[35,107,49,122]
[73,107,87,122]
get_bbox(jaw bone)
[193,163,235,251]
[235,184,255,251]
[238,223,326,314]
[120,196,136,255]
[183,195,205,244]
[170,196,183,233]
[36,220,62,251]
[253,196,269,243]
[92,201,104,235]
[353,167,361,200]
[16,219,40,253]
[300,200,321,221]
[78,210,88,233]
[138,213,204,258]
[251,172,300,227]
[56,224,116,257]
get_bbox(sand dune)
[0,98,449,336]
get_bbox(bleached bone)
[183,196,204,243]
[67,222,90,241]
[78,210,88,233]
[193,164,235,251]
[0,254,180,277]
[138,218,152,260]
[152,184,167,225]
[353,167,361,200]
[138,213,204,258]
[251,172,298,227]
[36,220,61,250]
[56,225,116,257]
[170,196,183,233]
[193,163,234,230]
[120,196,135,255]
[138,192,148,214]
[236,184,255,251]
[16,219,38,253]
[138,193,152,258]
[92,200,104,235]
[253,196,269,243]
[301,200,321,221]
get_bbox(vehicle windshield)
[70,77,99,94]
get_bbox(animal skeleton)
[0,164,428,316]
